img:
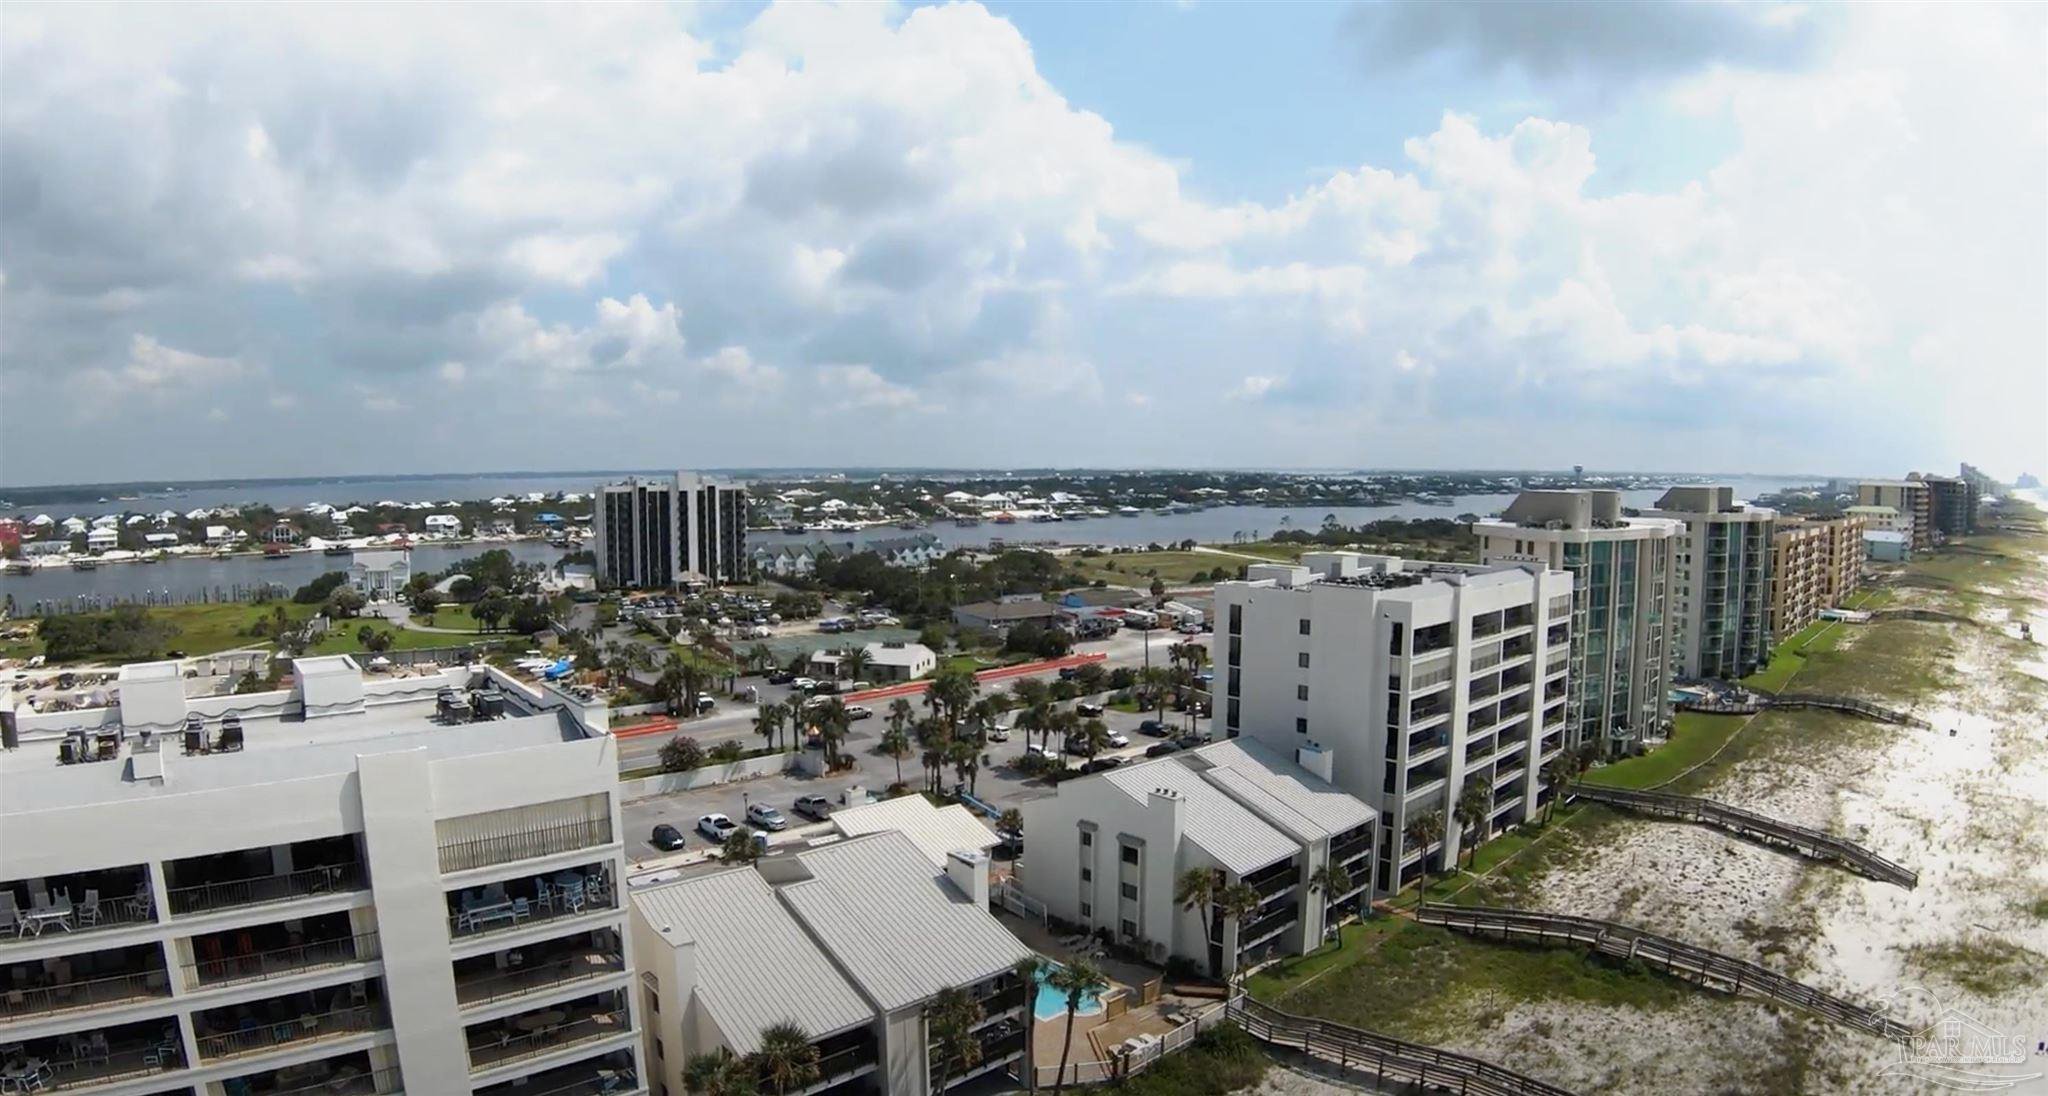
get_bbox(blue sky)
[1,1,2041,486]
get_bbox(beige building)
[1857,481,1932,550]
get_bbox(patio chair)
[534,881,554,914]
[0,893,19,938]
[511,898,531,923]
[76,891,100,929]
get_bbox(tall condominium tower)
[591,472,747,589]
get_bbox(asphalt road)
[610,624,1198,771]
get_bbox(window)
[1299,618,1312,636]
[655,1039,664,1062]
[646,989,659,1014]
[1080,867,1092,882]
[1295,717,1307,735]
[1079,830,1093,847]
[1226,698,1240,730]
[1120,883,1138,900]
[1228,604,1243,634]
[1296,684,1309,701]
[1080,901,1092,918]
[1121,846,1140,865]
[1297,652,1310,669]
[1121,918,1138,938]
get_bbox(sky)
[1,1,2043,487]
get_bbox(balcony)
[1242,858,1298,900]
[475,1051,637,1096]
[189,917,376,989]
[1408,702,1450,729]
[932,1022,1025,1084]
[193,982,385,1063]
[454,929,625,1010]
[447,864,618,943]
[1404,774,1448,802]
[438,809,614,876]
[1467,678,1502,702]
[1,866,155,944]
[465,990,630,1073]
[166,837,367,918]
[0,1019,185,1092]
[227,1051,396,1096]
[1330,831,1372,865]
[1237,903,1298,955]
[1,943,170,1021]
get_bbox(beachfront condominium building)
[1646,486,1778,680]
[592,472,747,589]
[1914,473,1977,537]
[1210,553,1572,895]
[1018,739,1374,977]
[630,830,1034,1096]
[1472,489,1679,759]
[1769,514,1868,639]
[1857,480,1932,550]
[0,656,645,1096]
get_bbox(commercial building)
[1210,552,1572,894]
[1845,505,1909,540]
[0,656,645,1096]
[1018,739,1373,976]
[1769,514,1867,638]
[630,830,1032,1096]
[592,473,747,589]
[1915,473,1977,537]
[1857,481,1932,550]
[1473,490,1679,758]
[1645,487,1777,680]
[1866,530,1911,562]
[808,641,938,683]
[950,597,1060,635]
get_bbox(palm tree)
[683,1048,758,1096]
[1137,666,1173,724]
[879,724,911,785]
[1404,812,1444,892]
[1453,779,1493,869]
[1073,718,1110,764]
[1308,862,1354,944]
[815,698,850,765]
[750,1021,821,1095]
[720,828,761,865]
[1012,955,1044,1092]
[1540,756,1572,823]
[887,696,915,738]
[754,705,785,753]
[744,642,775,674]
[784,695,810,745]
[1045,706,1080,759]
[838,643,872,683]
[1216,882,1262,968]
[948,737,982,796]
[1174,867,1221,966]
[1048,958,1109,1095]
[924,986,985,1095]
[929,666,979,729]
[997,807,1025,849]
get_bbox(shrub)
[659,735,705,773]
[292,571,349,605]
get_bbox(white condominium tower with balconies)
[1645,486,1779,681]
[0,655,645,1096]
[1473,489,1679,759]
[1210,553,1573,896]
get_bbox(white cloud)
[1230,375,1282,401]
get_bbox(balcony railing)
[37,1042,185,1092]
[468,1007,630,1071]
[1330,835,1372,863]
[1251,871,1297,900]
[266,1066,402,1096]
[1237,908,1297,953]
[447,887,618,942]
[816,1043,880,1084]
[0,967,171,1020]
[168,862,366,917]
[975,984,1027,1017]
[188,933,379,988]
[439,819,614,875]
[196,1004,384,1061]
[456,950,625,1008]
[480,1067,637,1096]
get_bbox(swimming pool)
[1032,963,1106,1022]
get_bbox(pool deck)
[1000,913,1220,1077]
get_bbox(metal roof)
[1191,740,1375,838]
[632,868,873,1052]
[779,831,1034,1013]
[829,797,999,868]
[1101,757,1299,875]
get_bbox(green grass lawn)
[1579,712,1751,790]
[1740,619,1850,694]
[1206,541,1308,562]
[1069,551,1228,586]
[411,604,499,632]
[308,617,496,656]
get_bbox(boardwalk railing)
[1565,784,1917,889]
[1227,996,1577,1096]
[1417,904,1913,1044]
[1030,996,1233,1088]
[1768,694,1930,729]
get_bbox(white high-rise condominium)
[1645,486,1778,681]
[1473,490,1679,759]
[1210,553,1573,895]
[0,656,645,1096]
[591,472,747,589]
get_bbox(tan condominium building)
[1645,486,1777,681]
[1769,513,1866,638]
[1857,480,1932,550]
[1472,489,1679,760]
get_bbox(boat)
[953,516,981,527]
[1117,506,1141,516]
[72,559,98,571]
[896,519,926,530]
[780,522,806,534]
[3,560,32,575]
[325,545,352,556]
[992,512,1017,525]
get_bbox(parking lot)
[620,692,1211,864]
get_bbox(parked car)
[767,671,796,685]
[650,824,687,851]
[811,680,841,695]
[1058,667,1080,681]
[792,795,833,821]
[1075,702,1105,717]
[987,725,1011,742]
[791,677,818,692]
[1104,730,1130,748]
[845,705,874,721]
[1144,742,1181,758]
[746,803,789,831]
[1064,738,1093,756]
[1137,719,1169,736]
[696,813,738,841]
[1082,757,1125,774]
[1025,744,1053,760]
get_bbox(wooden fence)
[1565,784,1917,888]
[1416,904,1912,1044]
[1228,996,1577,1096]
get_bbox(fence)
[1565,783,1917,888]
[1228,996,1576,1096]
[1416,904,1912,1044]
[995,878,1046,923]
[1029,995,1235,1088]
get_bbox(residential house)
[951,597,1059,635]
[263,522,302,545]
[350,549,413,600]
[204,525,239,548]
[86,527,119,553]
[423,514,463,536]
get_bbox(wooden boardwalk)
[1228,996,1578,1096]
[1673,691,1929,730]
[1416,905,1914,1044]
[1565,784,1918,889]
